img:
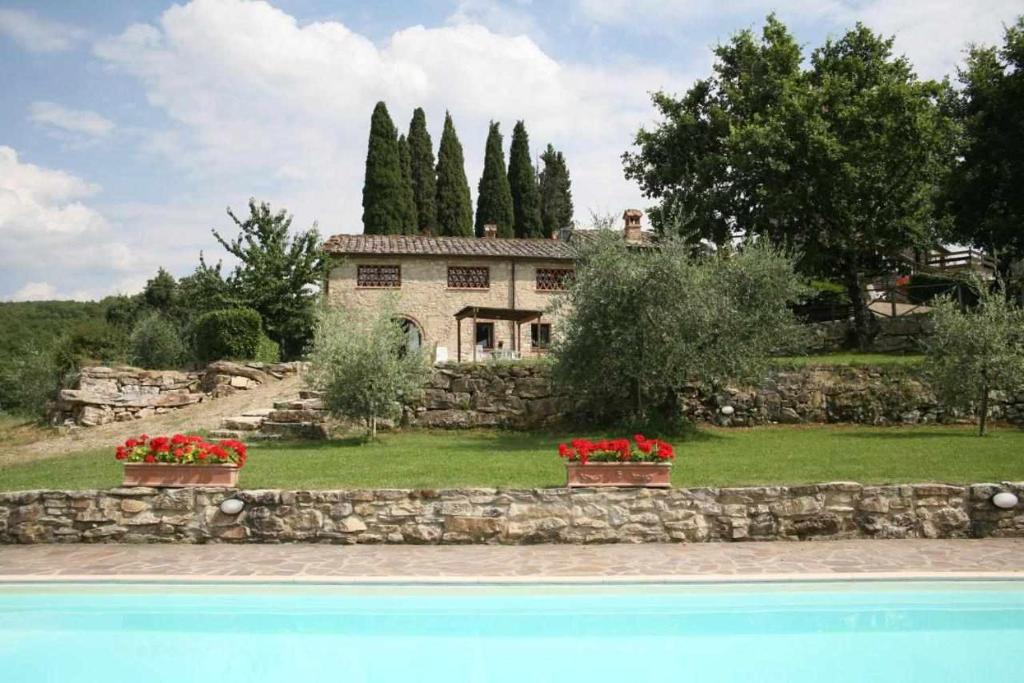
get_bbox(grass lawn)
[1,425,1022,491]
[771,352,924,367]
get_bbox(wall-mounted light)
[992,492,1019,510]
[720,405,735,416]
[220,498,245,515]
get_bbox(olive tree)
[307,300,429,440]
[926,280,1024,436]
[553,234,806,426]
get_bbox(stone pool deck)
[0,539,1021,582]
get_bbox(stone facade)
[51,361,307,427]
[327,254,568,363]
[2,482,1021,544]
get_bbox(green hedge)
[193,308,264,362]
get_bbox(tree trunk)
[844,266,874,352]
[979,379,989,437]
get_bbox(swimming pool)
[1,581,1021,682]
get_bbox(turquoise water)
[0,581,1022,682]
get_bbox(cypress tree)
[397,134,418,234]
[508,120,543,238]
[361,101,405,235]
[407,108,437,235]
[539,144,574,238]
[434,112,473,237]
[474,122,514,237]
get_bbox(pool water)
[0,581,1021,682]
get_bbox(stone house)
[324,210,649,362]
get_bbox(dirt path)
[2,375,305,467]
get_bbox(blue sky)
[1,0,1020,301]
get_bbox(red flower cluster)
[114,433,247,468]
[557,434,675,464]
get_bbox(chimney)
[623,209,643,243]
[483,223,498,239]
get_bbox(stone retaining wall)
[806,315,932,353]
[405,362,1024,429]
[2,483,1021,544]
[50,361,308,427]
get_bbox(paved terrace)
[1,539,1022,582]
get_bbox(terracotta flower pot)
[565,462,672,488]
[122,463,240,488]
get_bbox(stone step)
[267,409,324,424]
[221,415,265,431]
[273,397,324,411]
[207,428,245,440]
[241,408,274,418]
[259,421,329,440]
[208,428,282,442]
[299,389,323,399]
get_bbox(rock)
[119,499,149,514]
[338,516,367,533]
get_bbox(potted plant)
[116,433,247,487]
[558,435,674,488]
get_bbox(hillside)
[0,300,107,359]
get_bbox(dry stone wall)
[406,362,1024,429]
[806,315,932,353]
[51,361,308,427]
[2,482,1021,544]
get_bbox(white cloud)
[93,0,683,237]
[29,101,115,138]
[9,281,59,301]
[574,0,1021,80]
[0,146,167,301]
[0,8,86,53]
[851,0,1021,80]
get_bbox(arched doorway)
[395,316,423,355]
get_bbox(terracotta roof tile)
[324,234,576,260]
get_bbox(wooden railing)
[925,249,996,275]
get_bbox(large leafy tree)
[407,107,438,235]
[946,17,1024,268]
[213,199,324,359]
[361,101,408,235]
[397,134,418,235]
[508,121,543,238]
[539,144,574,238]
[435,112,474,237]
[475,122,514,237]
[624,16,955,349]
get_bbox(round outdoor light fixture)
[992,492,1019,510]
[720,405,735,416]
[219,498,245,515]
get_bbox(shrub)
[925,278,1024,435]
[193,308,264,362]
[129,313,186,369]
[0,343,61,417]
[254,335,280,364]
[307,300,429,439]
[53,319,125,378]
